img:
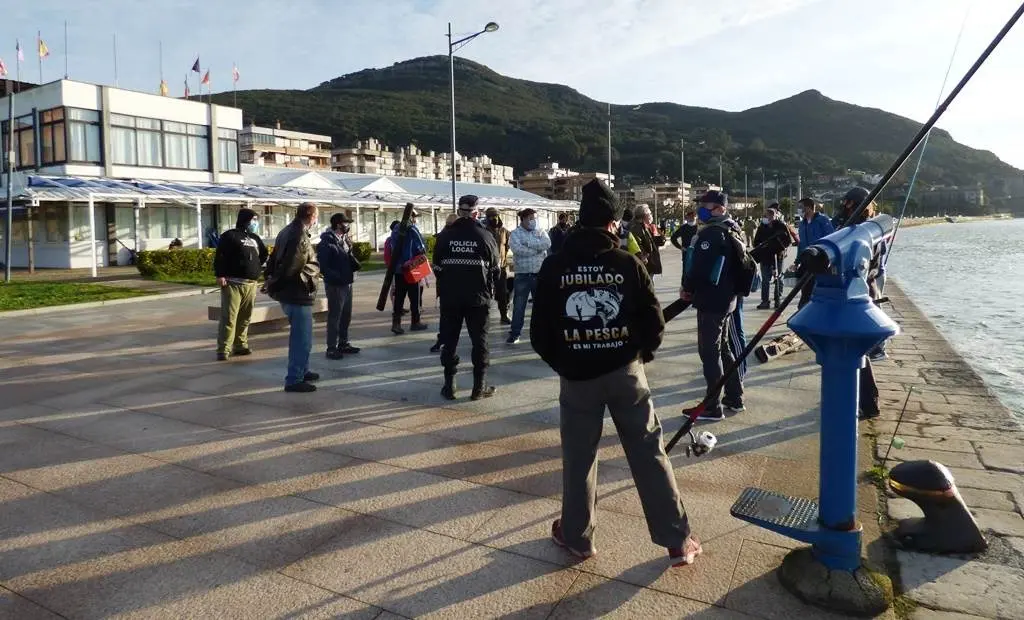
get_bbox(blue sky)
[4,0,1024,169]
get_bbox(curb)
[1,287,216,317]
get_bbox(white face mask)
[762,217,771,225]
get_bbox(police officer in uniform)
[532,179,702,567]
[682,190,751,421]
[432,195,500,400]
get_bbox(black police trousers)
[439,302,490,374]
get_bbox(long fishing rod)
[885,5,972,268]
[666,0,1024,454]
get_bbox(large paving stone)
[897,550,1024,618]
[970,508,1024,537]
[957,488,1017,512]
[281,512,578,618]
[548,572,730,619]
[877,446,983,470]
[975,443,1024,475]
[909,609,987,620]
[0,586,63,619]
[945,467,1024,494]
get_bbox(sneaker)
[471,385,496,400]
[303,371,320,383]
[429,341,443,354]
[756,302,771,310]
[325,350,344,360]
[284,382,317,393]
[696,408,725,422]
[410,322,429,332]
[340,344,361,354]
[391,324,405,335]
[551,519,596,559]
[216,352,229,361]
[668,536,703,567]
[722,399,746,413]
[506,335,521,345]
[231,347,252,356]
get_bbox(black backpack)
[707,220,757,296]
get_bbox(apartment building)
[517,162,614,202]
[239,122,331,169]
[331,138,515,186]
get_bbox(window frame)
[65,107,103,165]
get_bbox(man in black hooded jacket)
[532,179,702,568]
[213,207,267,361]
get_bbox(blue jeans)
[281,303,313,386]
[509,273,538,338]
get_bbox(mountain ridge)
[213,55,1018,196]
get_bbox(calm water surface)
[886,218,1024,418]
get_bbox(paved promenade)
[0,257,894,619]
[876,283,1024,620]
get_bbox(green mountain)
[213,55,1020,195]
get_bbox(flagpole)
[37,31,43,83]
[5,81,15,283]
[112,34,118,87]
[64,21,69,79]
[159,41,163,82]
[233,61,237,108]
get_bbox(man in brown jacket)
[484,206,512,324]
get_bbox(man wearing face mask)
[507,208,551,344]
[484,206,512,325]
[752,205,792,310]
[549,211,571,255]
[265,202,321,393]
[389,209,429,334]
[213,208,268,361]
[318,212,362,360]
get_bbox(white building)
[1,80,574,271]
[239,123,332,169]
[332,138,515,186]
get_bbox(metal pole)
[680,138,685,205]
[448,22,458,212]
[87,193,97,277]
[744,166,748,215]
[718,156,722,188]
[761,168,765,210]
[798,173,803,201]
[195,197,203,249]
[4,85,14,282]
[64,20,69,79]
[607,103,612,183]
[775,176,779,202]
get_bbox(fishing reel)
[685,430,717,457]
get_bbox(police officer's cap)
[843,187,870,204]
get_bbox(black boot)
[471,371,496,400]
[391,318,405,335]
[441,370,457,400]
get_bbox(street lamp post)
[680,138,685,205]
[744,166,748,218]
[447,21,499,211]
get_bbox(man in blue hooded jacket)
[318,212,362,360]
[389,209,429,334]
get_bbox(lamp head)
[484,22,499,32]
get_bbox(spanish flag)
[38,37,49,58]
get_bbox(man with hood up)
[213,207,268,361]
[532,179,703,568]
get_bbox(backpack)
[707,220,757,296]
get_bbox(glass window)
[110,126,138,165]
[188,135,209,170]
[67,108,101,163]
[166,207,183,238]
[163,121,187,134]
[138,130,162,166]
[67,108,99,122]
[51,122,66,162]
[70,204,90,241]
[218,128,237,139]
[164,133,188,168]
[187,125,208,137]
[17,129,35,168]
[218,136,238,173]
[43,205,65,242]
[136,118,160,130]
[110,113,136,127]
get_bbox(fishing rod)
[884,5,972,268]
[666,0,1024,455]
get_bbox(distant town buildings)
[920,186,986,212]
[238,122,332,169]
[517,162,613,202]
[331,138,515,186]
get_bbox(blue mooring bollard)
[729,215,899,612]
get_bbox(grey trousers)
[325,282,353,352]
[558,360,690,550]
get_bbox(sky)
[4,0,1024,169]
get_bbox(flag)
[200,70,209,85]
[159,79,169,96]
[0,58,7,77]
[16,40,24,62]
[191,57,200,73]
[184,76,189,98]
[38,37,49,58]
[232,65,239,83]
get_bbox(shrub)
[136,248,216,277]
[426,235,438,255]
[351,241,372,262]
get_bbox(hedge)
[351,242,372,262]
[426,235,438,255]
[136,248,216,277]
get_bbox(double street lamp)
[447,21,499,211]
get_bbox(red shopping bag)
[402,254,433,285]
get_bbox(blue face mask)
[247,219,259,234]
[697,206,713,223]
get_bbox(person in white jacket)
[507,208,552,344]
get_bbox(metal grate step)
[731,487,820,541]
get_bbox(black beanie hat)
[236,207,258,229]
[579,179,621,227]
